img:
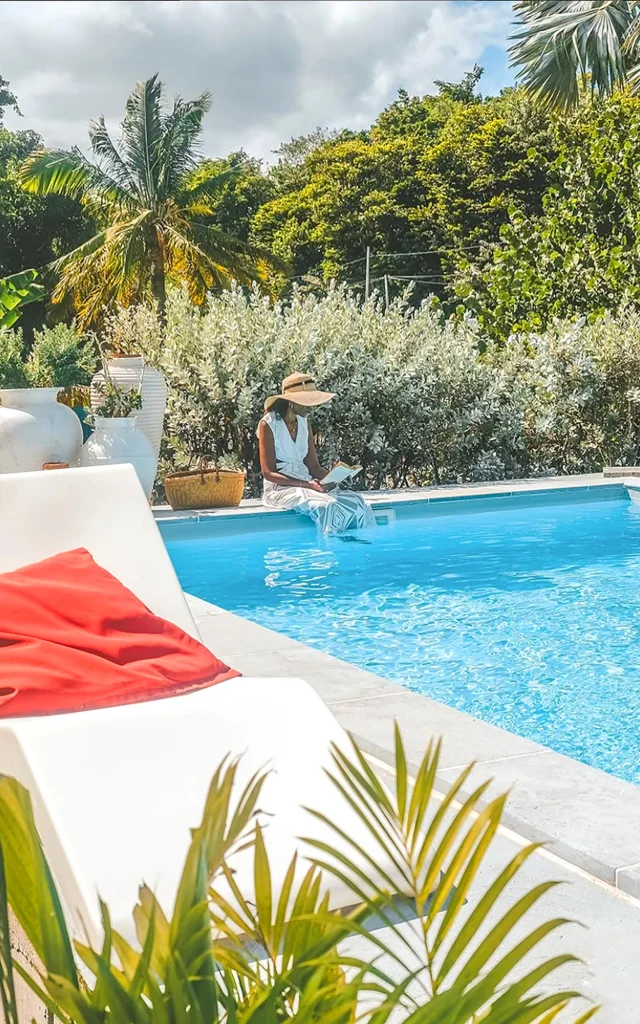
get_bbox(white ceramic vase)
[0,388,83,473]
[90,356,167,459]
[79,416,157,496]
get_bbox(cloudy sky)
[0,0,515,162]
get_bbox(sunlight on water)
[164,496,640,785]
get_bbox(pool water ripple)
[164,497,640,784]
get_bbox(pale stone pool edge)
[186,593,640,898]
[154,472,620,524]
[157,473,639,897]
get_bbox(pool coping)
[153,472,622,524]
[165,472,640,898]
[185,593,640,900]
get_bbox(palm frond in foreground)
[509,0,638,108]
[0,729,596,1023]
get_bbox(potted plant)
[80,363,157,497]
[90,308,168,461]
[0,324,95,473]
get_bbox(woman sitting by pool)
[257,372,373,535]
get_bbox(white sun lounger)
[0,465,388,947]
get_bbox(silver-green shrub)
[105,290,640,495]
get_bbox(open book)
[322,461,363,486]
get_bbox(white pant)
[263,482,374,534]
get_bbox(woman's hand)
[306,480,325,493]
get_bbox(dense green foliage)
[0,322,96,388]
[253,80,557,307]
[0,731,592,1024]
[7,61,640,337]
[0,126,90,286]
[0,79,90,325]
[0,269,44,329]
[458,94,640,338]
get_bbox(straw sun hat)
[264,371,336,412]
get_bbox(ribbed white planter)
[79,416,157,496]
[90,356,167,459]
[0,388,82,473]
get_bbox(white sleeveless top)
[261,411,312,484]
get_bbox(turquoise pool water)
[162,492,640,784]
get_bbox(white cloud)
[0,0,514,161]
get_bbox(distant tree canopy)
[457,94,640,338]
[0,73,91,333]
[5,65,640,338]
[252,72,558,309]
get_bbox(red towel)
[0,548,239,718]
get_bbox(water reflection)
[165,497,640,785]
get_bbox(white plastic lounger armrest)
[0,464,197,637]
[0,678,390,947]
[0,464,401,949]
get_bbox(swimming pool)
[162,488,640,785]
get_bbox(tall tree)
[434,63,484,103]
[254,81,556,306]
[192,151,274,241]
[0,73,90,335]
[0,74,20,121]
[0,127,90,281]
[457,92,640,338]
[20,74,278,325]
[510,0,640,108]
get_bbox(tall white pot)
[79,416,157,496]
[90,356,167,459]
[0,388,83,473]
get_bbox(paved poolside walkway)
[154,472,617,521]
[186,593,640,1021]
[158,474,640,1017]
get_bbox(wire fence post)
[365,246,371,299]
[384,274,389,310]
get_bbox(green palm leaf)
[18,74,284,325]
[509,0,636,108]
[0,777,78,987]
[0,841,18,1024]
[0,742,591,1024]
[88,114,142,198]
[0,269,45,328]
[304,729,586,1022]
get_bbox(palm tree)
[510,1,640,109]
[20,75,277,325]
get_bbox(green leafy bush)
[0,329,28,388]
[25,323,97,388]
[492,310,640,476]
[0,323,97,389]
[0,730,594,1024]
[118,286,523,496]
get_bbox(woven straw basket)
[164,465,245,510]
